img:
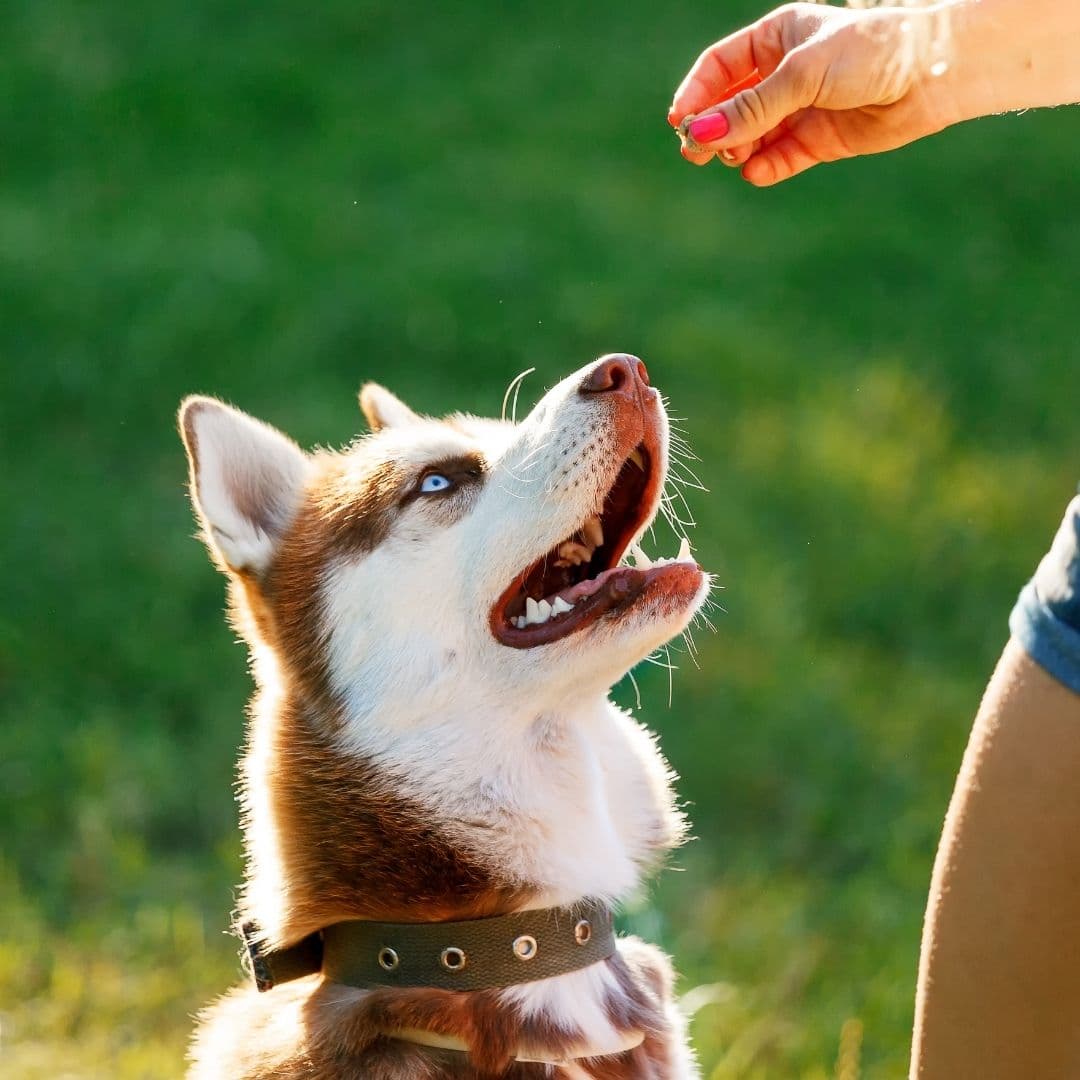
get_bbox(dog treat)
[676,68,762,152]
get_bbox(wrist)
[915,3,977,129]
[929,0,1080,124]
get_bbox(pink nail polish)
[688,112,729,144]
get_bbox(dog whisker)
[510,438,553,471]
[501,366,536,423]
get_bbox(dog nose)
[579,354,650,399]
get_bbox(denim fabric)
[1009,494,1080,694]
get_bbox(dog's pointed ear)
[179,396,309,575]
[359,382,420,432]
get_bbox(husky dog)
[180,355,711,1078]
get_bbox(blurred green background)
[2,0,1078,1076]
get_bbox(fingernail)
[688,112,729,144]
[667,108,680,128]
[720,149,738,165]
[679,144,691,160]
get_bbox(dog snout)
[579,354,650,401]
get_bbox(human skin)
[668,0,1080,186]
[911,640,1080,1079]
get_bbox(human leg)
[911,496,1080,1080]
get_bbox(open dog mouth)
[490,443,702,648]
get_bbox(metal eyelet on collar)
[377,947,400,972]
[440,946,467,972]
[512,934,538,960]
[574,919,592,945]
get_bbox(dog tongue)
[559,566,637,605]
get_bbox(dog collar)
[241,899,616,993]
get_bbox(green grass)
[2,1,1078,1076]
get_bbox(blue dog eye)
[419,473,453,494]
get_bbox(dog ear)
[178,396,309,574]
[359,383,420,432]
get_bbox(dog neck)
[239,649,685,953]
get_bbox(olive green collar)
[241,899,615,993]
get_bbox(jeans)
[1009,494,1080,694]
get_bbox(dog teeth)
[516,594,575,630]
[637,537,695,571]
[582,515,604,550]
[628,448,645,470]
[557,541,591,566]
[554,517,603,568]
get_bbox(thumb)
[684,52,817,149]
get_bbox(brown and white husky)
[179,354,712,1078]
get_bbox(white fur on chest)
[338,695,680,906]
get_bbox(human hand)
[669,2,958,186]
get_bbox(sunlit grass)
[2,0,1078,1076]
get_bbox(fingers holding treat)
[673,70,762,165]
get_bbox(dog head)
[180,355,710,733]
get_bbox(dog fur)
[179,357,711,1078]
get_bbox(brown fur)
[256,450,405,711]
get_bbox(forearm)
[936,0,1080,122]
